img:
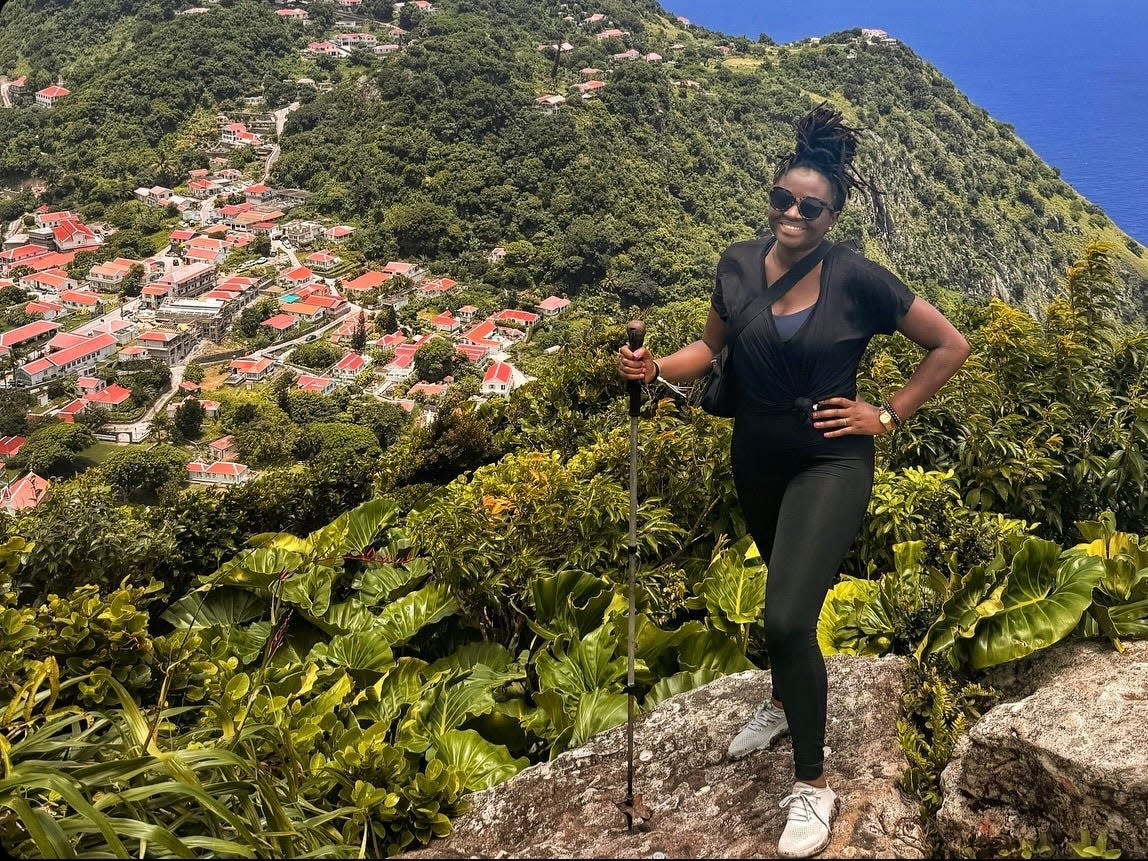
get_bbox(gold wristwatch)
[878,409,895,433]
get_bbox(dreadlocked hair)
[774,102,892,235]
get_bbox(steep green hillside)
[0,0,1144,314]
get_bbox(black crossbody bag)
[698,238,833,417]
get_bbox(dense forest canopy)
[0,0,1145,315]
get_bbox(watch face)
[879,410,893,427]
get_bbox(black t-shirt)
[711,237,915,415]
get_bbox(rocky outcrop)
[404,656,927,859]
[937,641,1148,856]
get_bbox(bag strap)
[726,238,833,345]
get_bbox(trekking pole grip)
[626,320,645,417]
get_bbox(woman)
[618,105,969,858]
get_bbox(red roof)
[483,361,514,385]
[37,85,69,98]
[188,461,249,477]
[209,435,235,451]
[47,333,117,367]
[244,184,271,194]
[230,356,273,375]
[495,309,540,326]
[84,383,132,406]
[0,436,26,457]
[538,296,571,312]
[333,352,368,373]
[0,473,50,511]
[261,314,298,331]
[170,229,196,241]
[282,266,313,281]
[342,271,391,292]
[297,374,333,392]
[0,320,61,348]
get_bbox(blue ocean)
[668,0,1148,245]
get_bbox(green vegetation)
[0,240,1144,856]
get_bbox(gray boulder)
[937,640,1148,856]
[404,655,927,859]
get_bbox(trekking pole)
[616,319,652,832]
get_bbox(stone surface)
[937,640,1148,856]
[403,656,927,859]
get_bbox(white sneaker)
[727,700,789,759]
[777,782,838,858]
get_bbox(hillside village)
[0,164,572,508]
[0,2,985,516]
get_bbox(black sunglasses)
[768,186,836,220]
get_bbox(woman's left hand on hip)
[812,397,884,437]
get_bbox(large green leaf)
[212,547,305,592]
[571,689,630,746]
[694,535,766,631]
[429,729,528,792]
[356,558,430,607]
[316,599,377,635]
[307,632,395,674]
[953,540,1106,670]
[534,624,625,705]
[529,569,617,640]
[817,577,883,656]
[279,564,336,617]
[918,554,1010,661]
[307,497,397,560]
[426,642,524,686]
[644,669,722,709]
[417,678,498,741]
[351,657,431,725]
[161,588,265,630]
[676,628,755,674]
[376,584,459,646]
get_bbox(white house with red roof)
[282,302,323,324]
[34,209,76,229]
[331,351,371,381]
[55,398,87,423]
[183,237,231,265]
[14,332,118,386]
[342,270,391,293]
[279,265,315,288]
[188,460,252,485]
[535,94,565,113]
[0,473,50,512]
[20,268,77,294]
[208,434,238,462]
[35,85,69,108]
[83,382,132,407]
[537,295,572,316]
[50,219,100,252]
[304,249,341,271]
[0,319,61,355]
[302,293,346,313]
[220,122,263,148]
[325,225,355,242]
[87,257,141,289]
[457,305,479,322]
[306,40,343,57]
[229,355,273,382]
[613,49,641,61]
[459,319,497,345]
[58,289,103,312]
[494,308,540,330]
[576,80,607,98]
[244,184,274,205]
[382,260,424,280]
[429,310,459,332]
[407,380,448,399]
[481,361,520,396]
[25,299,66,321]
[297,373,335,395]
[47,331,92,352]
[276,7,307,21]
[454,343,489,364]
[135,328,196,365]
[418,277,457,298]
[261,313,298,334]
[383,352,415,382]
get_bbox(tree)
[7,421,95,478]
[350,311,369,352]
[100,445,188,499]
[413,335,456,383]
[183,362,206,384]
[251,234,272,257]
[376,304,398,334]
[75,406,111,432]
[149,412,176,444]
[0,389,34,436]
[347,396,409,448]
[120,264,145,298]
[173,398,206,440]
[290,339,342,370]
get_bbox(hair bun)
[793,103,858,173]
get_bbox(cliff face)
[402,656,927,859]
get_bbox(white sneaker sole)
[777,797,840,859]
[726,726,790,760]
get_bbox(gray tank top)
[773,304,815,342]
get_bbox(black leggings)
[731,412,874,781]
